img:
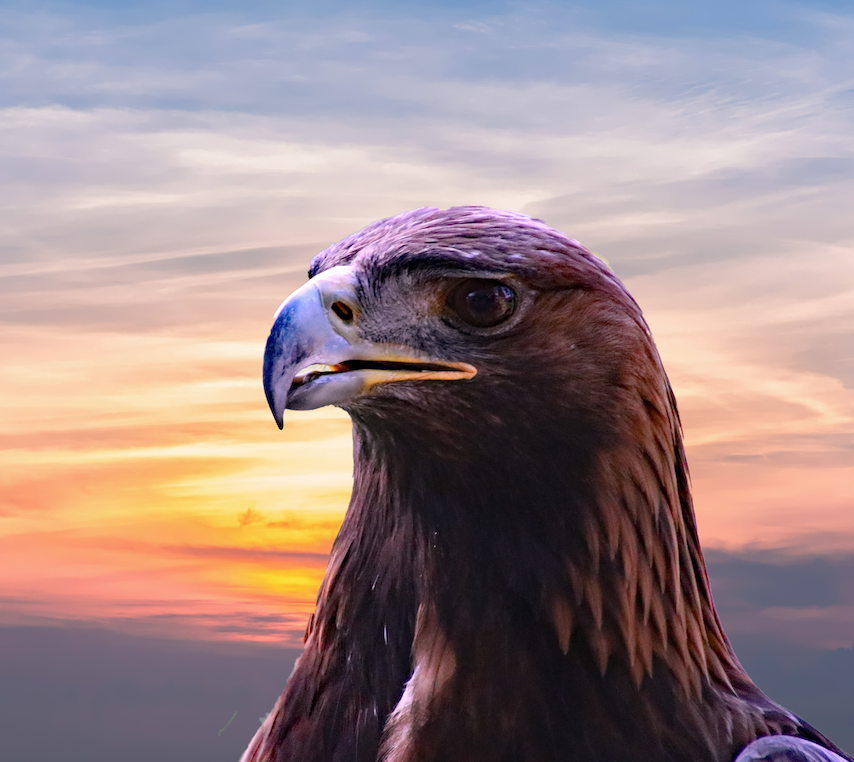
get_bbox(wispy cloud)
[1,1,852,641]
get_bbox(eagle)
[246,207,850,762]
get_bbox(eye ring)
[446,278,516,328]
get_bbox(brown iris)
[447,278,516,328]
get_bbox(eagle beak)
[262,266,476,428]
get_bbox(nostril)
[331,301,354,322]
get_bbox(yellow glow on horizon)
[0,314,360,643]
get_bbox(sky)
[0,0,853,757]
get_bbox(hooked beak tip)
[263,369,286,430]
[265,383,286,429]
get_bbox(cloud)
[0,623,301,762]
[730,632,854,752]
[708,547,854,649]
[0,0,853,647]
[238,506,262,526]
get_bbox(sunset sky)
[1,0,853,696]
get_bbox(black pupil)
[449,279,516,328]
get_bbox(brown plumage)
[248,207,850,762]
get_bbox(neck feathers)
[244,359,794,762]
[557,378,741,696]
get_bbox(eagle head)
[264,207,654,470]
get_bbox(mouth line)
[291,359,468,389]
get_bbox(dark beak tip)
[263,379,285,430]
[266,391,285,430]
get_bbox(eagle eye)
[331,300,354,322]
[447,279,516,328]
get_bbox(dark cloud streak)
[0,624,300,762]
